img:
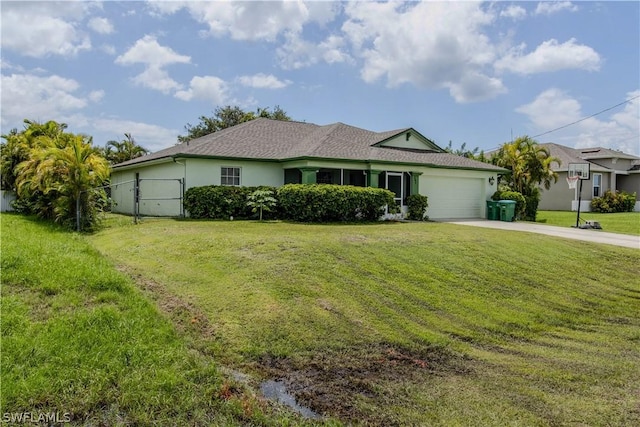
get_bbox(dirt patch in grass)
[257,343,473,425]
[116,266,475,425]
[115,266,221,352]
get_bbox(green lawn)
[0,214,315,426]
[535,210,640,235]
[85,215,640,426]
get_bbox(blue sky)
[1,1,638,155]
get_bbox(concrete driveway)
[442,219,639,249]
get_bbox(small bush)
[591,190,637,213]
[247,189,277,221]
[277,184,395,222]
[184,185,277,219]
[406,194,429,221]
[523,188,541,222]
[492,190,527,219]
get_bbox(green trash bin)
[498,200,516,222]
[486,200,499,220]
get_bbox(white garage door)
[423,177,484,219]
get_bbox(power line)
[531,95,640,139]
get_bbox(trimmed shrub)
[406,194,429,221]
[523,192,540,222]
[591,190,637,213]
[184,185,277,219]
[492,190,527,219]
[277,184,395,222]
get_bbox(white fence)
[1,190,16,212]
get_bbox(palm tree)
[16,134,110,229]
[526,143,560,191]
[104,133,149,165]
[492,136,560,196]
[1,120,72,191]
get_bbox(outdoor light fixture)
[488,176,495,185]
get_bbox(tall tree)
[1,120,74,190]
[8,120,110,230]
[491,136,560,196]
[104,133,149,164]
[444,141,481,159]
[178,105,291,143]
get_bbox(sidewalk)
[442,219,640,249]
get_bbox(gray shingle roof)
[577,146,640,161]
[114,118,505,172]
[539,143,639,172]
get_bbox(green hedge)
[591,190,637,213]
[184,184,396,222]
[184,185,277,219]
[406,194,429,220]
[277,184,395,222]
[492,190,527,219]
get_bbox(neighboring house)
[538,143,640,212]
[110,118,506,220]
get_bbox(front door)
[386,172,404,206]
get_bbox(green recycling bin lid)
[498,200,516,204]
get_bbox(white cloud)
[610,91,640,132]
[101,44,117,55]
[495,38,600,74]
[535,1,578,16]
[446,72,507,104]
[0,73,88,127]
[116,35,190,68]
[88,17,114,35]
[320,35,352,64]
[148,1,337,42]
[517,89,640,155]
[516,88,582,130]
[0,2,93,57]
[0,60,24,72]
[175,76,229,104]
[115,35,190,94]
[133,66,184,94]
[0,70,178,151]
[92,118,179,152]
[88,90,105,103]
[500,5,527,20]
[342,2,504,103]
[237,73,291,89]
[277,32,352,69]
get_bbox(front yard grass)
[0,214,314,426]
[87,215,640,426]
[536,210,640,235]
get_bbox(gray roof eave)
[279,155,507,172]
[113,152,507,173]
[112,156,174,171]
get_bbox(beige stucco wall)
[111,159,284,216]
[184,158,283,188]
[112,157,497,219]
[538,172,574,211]
[111,160,184,216]
[539,171,612,211]
[110,170,136,214]
[587,158,633,171]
